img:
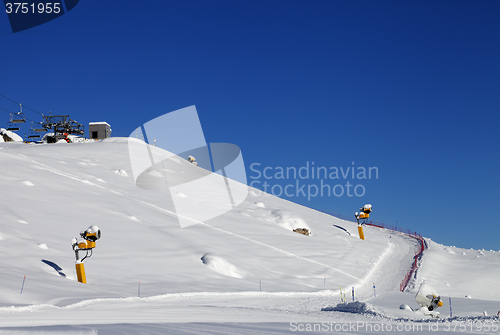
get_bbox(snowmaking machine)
[355,204,372,224]
[355,204,372,240]
[71,225,101,284]
[187,155,198,166]
[414,283,443,317]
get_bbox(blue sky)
[1,0,499,250]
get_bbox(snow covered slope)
[415,240,500,301]
[0,139,415,307]
[0,139,498,333]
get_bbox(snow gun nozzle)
[80,225,101,242]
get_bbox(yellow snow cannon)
[355,204,372,222]
[71,225,102,284]
[187,155,198,166]
[415,283,443,317]
[355,204,372,240]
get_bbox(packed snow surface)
[0,139,498,334]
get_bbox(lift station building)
[89,122,111,140]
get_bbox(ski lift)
[11,104,26,123]
[28,122,40,139]
[34,122,46,132]
[6,112,22,131]
[6,121,20,131]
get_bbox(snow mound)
[201,254,243,278]
[251,205,311,234]
[0,129,23,142]
[128,215,140,222]
[113,169,128,176]
[400,304,413,311]
[37,243,48,250]
[322,301,382,316]
[21,180,34,187]
[272,210,311,233]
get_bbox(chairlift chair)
[34,122,46,132]
[11,105,26,123]
[27,132,40,139]
[6,122,20,131]
[11,112,26,123]
[27,122,40,139]
[6,112,23,131]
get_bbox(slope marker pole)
[20,275,26,295]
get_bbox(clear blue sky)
[1,0,499,250]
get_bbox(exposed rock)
[293,228,310,236]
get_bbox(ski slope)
[0,139,498,334]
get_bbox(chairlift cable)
[0,93,19,105]
[0,107,31,122]
[0,106,13,113]
[0,93,43,115]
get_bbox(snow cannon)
[359,204,372,218]
[355,204,372,223]
[415,283,443,317]
[71,225,101,284]
[187,155,198,166]
[355,204,372,240]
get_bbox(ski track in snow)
[24,154,123,196]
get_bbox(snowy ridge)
[322,301,383,316]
